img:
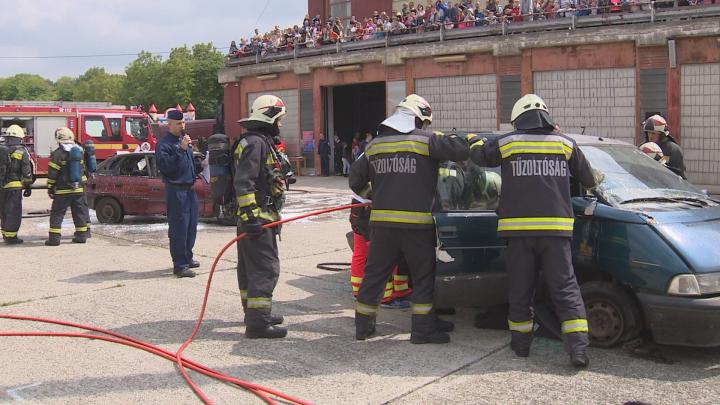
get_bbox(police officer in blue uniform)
[156,109,204,278]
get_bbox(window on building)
[330,0,351,19]
[500,75,521,124]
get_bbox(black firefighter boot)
[242,299,284,325]
[510,332,534,357]
[245,309,287,339]
[435,314,455,332]
[72,231,87,244]
[4,236,24,245]
[410,314,450,344]
[355,312,376,340]
[44,233,61,246]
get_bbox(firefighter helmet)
[481,171,502,203]
[643,114,669,136]
[398,94,433,125]
[639,142,667,164]
[510,94,549,123]
[5,125,24,138]
[55,127,75,144]
[239,95,287,126]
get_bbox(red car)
[86,152,231,224]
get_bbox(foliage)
[0,43,225,119]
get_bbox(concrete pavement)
[1,175,719,404]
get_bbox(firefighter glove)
[23,188,32,198]
[240,219,264,239]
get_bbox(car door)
[433,160,508,308]
[145,154,167,215]
[115,154,151,215]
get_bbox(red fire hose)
[0,203,368,405]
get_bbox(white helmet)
[643,114,669,136]
[239,94,287,126]
[55,127,75,144]
[5,124,24,138]
[398,94,433,125]
[480,171,502,203]
[639,142,667,164]
[511,94,549,123]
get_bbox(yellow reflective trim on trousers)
[508,319,534,333]
[497,217,574,232]
[75,226,88,232]
[240,290,248,299]
[236,193,256,208]
[46,179,56,184]
[370,209,434,225]
[411,303,432,315]
[383,286,394,299]
[49,228,62,234]
[350,276,363,284]
[3,181,22,189]
[48,162,61,170]
[3,231,17,238]
[10,152,23,160]
[356,302,378,315]
[562,319,589,334]
[366,141,429,157]
[247,297,272,309]
[54,188,84,195]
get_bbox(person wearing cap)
[468,94,601,367]
[349,94,469,344]
[234,94,288,339]
[45,127,90,246]
[155,109,204,278]
[0,125,33,244]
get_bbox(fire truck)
[0,103,155,176]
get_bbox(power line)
[0,47,230,60]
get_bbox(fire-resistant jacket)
[469,130,597,238]
[233,131,283,224]
[349,128,469,230]
[3,141,32,190]
[47,145,86,196]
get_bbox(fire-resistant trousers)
[237,225,280,329]
[506,237,589,353]
[356,227,437,334]
[48,193,88,238]
[0,189,22,239]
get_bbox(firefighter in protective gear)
[639,142,668,165]
[234,94,288,339]
[350,94,469,344]
[349,187,412,307]
[642,115,686,179]
[0,125,33,244]
[45,127,89,246]
[469,94,599,367]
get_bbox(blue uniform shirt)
[156,132,197,185]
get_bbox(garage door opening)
[325,82,386,174]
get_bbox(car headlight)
[667,273,720,296]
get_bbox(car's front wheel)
[95,197,124,224]
[582,281,643,348]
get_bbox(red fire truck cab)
[0,105,154,176]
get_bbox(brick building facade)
[220,16,720,191]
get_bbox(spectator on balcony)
[474,7,488,24]
[461,8,477,27]
[436,0,449,19]
[228,41,239,57]
[576,0,591,15]
[390,14,408,34]
[448,1,459,22]
[443,15,456,29]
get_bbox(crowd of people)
[228,0,708,59]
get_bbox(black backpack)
[207,133,234,205]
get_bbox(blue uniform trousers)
[165,185,198,269]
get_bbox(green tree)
[0,74,55,100]
[190,43,224,119]
[54,76,77,101]
[122,51,163,108]
[73,67,125,104]
[156,46,195,112]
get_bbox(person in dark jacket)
[45,127,89,246]
[333,134,343,175]
[0,125,33,244]
[233,94,288,339]
[318,137,331,176]
[155,109,204,278]
[642,114,686,179]
[350,94,469,344]
[468,94,600,367]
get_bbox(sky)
[0,0,307,80]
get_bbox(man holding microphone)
[156,109,205,278]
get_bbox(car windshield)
[126,117,148,141]
[581,144,708,206]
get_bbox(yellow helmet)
[398,94,433,125]
[5,124,24,138]
[511,94,549,123]
[239,94,287,126]
[55,127,75,144]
